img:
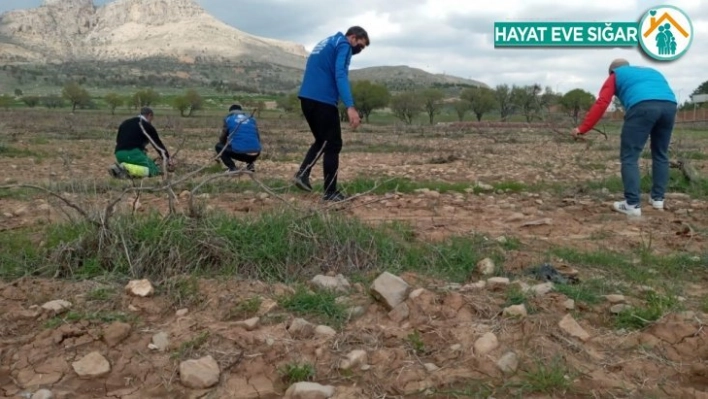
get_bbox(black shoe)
[225,167,239,174]
[323,191,346,202]
[293,172,313,192]
[246,163,255,172]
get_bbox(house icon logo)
[638,5,693,61]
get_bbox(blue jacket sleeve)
[334,41,355,108]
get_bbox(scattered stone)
[495,236,508,244]
[179,355,221,389]
[408,288,426,299]
[314,325,337,338]
[450,344,462,352]
[72,351,111,379]
[558,314,590,342]
[388,302,410,323]
[424,363,440,372]
[346,306,366,319]
[41,300,72,314]
[503,304,527,318]
[339,349,368,370]
[284,382,336,399]
[527,282,554,296]
[149,332,169,352]
[610,304,632,314]
[486,277,510,290]
[475,182,494,191]
[461,281,486,291]
[102,321,131,347]
[563,299,575,310]
[477,258,495,275]
[473,332,499,356]
[311,274,351,293]
[604,295,626,304]
[288,318,316,339]
[176,308,189,317]
[125,279,154,297]
[370,272,410,310]
[31,389,54,399]
[496,352,519,374]
[234,317,260,331]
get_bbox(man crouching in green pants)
[109,107,174,178]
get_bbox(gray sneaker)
[323,191,346,202]
[293,172,313,192]
[108,163,128,179]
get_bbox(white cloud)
[2,0,706,101]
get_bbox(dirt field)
[2,110,708,399]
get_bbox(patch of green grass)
[0,143,43,158]
[0,209,504,286]
[85,286,117,301]
[278,286,347,328]
[278,362,315,384]
[165,276,204,308]
[171,331,210,360]
[614,291,681,330]
[520,356,574,395]
[585,170,708,198]
[554,278,611,305]
[322,176,530,196]
[225,296,262,320]
[44,310,133,328]
[406,330,426,355]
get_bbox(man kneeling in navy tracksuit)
[215,104,262,173]
[574,59,678,217]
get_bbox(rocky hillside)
[0,0,307,68]
[0,0,487,93]
[351,66,488,91]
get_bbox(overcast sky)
[1,0,706,103]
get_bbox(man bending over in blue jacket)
[215,104,262,173]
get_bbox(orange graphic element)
[644,12,689,38]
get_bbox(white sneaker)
[649,198,664,210]
[612,201,641,216]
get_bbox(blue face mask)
[352,44,364,55]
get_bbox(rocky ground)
[2,112,708,398]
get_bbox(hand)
[347,107,361,129]
[166,158,176,172]
[571,128,582,138]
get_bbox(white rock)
[125,279,154,297]
[72,352,111,379]
[503,304,528,318]
[486,277,510,290]
[150,332,169,352]
[314,325,337,338]
[563,299,575,310]
[41,300,72,314]
[176,308,189,317]
[234,317,260,331]
[473,332,499,356]
[496,352,519,374]
[370,272,410,310]
[424,363,440,372]
[311,274,351,293]
[179,355,221,389]
[558,314,590,342]
[31,389,54,399]
[477,258,495,275]
[284,382,336,399]
[604,295,626,304]
[338,349,367,370]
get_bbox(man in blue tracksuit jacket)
[574,58,677,217]
[293,26,369,202]
[215,104,262,173]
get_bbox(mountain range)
[0,0,487,93]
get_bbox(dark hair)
[229,104,242,111]
[345,26,369,46]
[140,107,153,116]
